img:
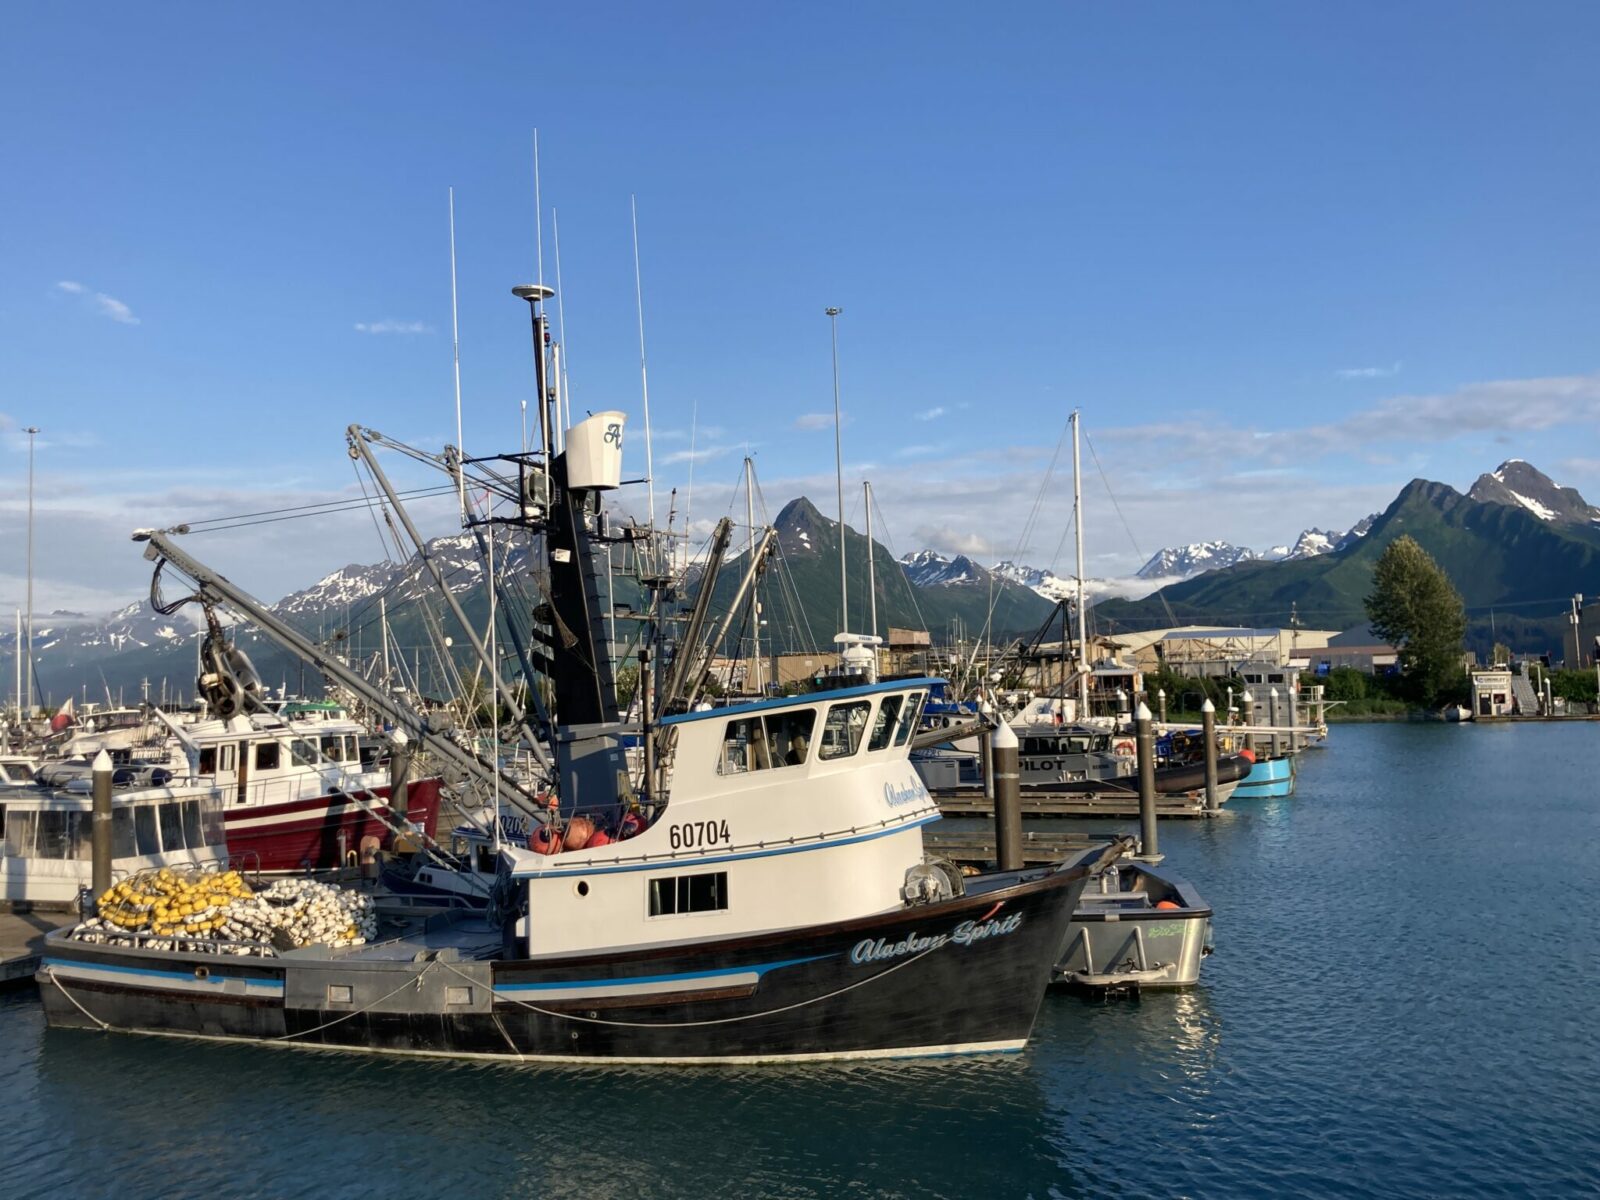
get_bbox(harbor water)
[4,722,1597,1199]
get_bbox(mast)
[449,189,465,522]
[826,307,847,636]
[864,480,878,643]
[632,195,657,531]
[1071,409,1090,717]
[745,456,760,695]
[24,425,38,712]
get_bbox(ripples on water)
[6,724,1600,1199]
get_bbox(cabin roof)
[657,676,945,727]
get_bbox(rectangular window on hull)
[255,742,280,771]
[112,808,135,858]
[159,803,185,852]
[648,871,728,917]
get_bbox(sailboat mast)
[827,307,847,635]
[864,480,878,642]
[745,456,761,695]
[1071,409,1090,717]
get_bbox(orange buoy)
[586,830,612,848]
[617,812,647,840]
[1155,899,1182,910]
[1237,748,1256,763]
[564,817,595,851]
[531,825,564,855]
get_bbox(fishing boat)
[1230,751,1295,799]
[38,280,1113,1064]
[1,772,229,905]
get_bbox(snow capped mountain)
[991,560,1075,602]
[1466,460,1600,525]
[899,550,989,588]
[1335,514,1378,550]
[1136,542,1259,580]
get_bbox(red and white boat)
[171,706,441,873]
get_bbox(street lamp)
[23,426,38,716]
[826,306,846,635]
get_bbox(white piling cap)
[1201,698,1215,713]
[1242,690,1254,702]
[1269,686,1279,698]
[1135,702,1152,721]
[92,749,113,772]
[391,727,409,746]
[989,720,1018,749]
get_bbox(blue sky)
[3,1,1599,614]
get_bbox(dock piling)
[991,721,1023,872]
[388,727,412,820]
[1287,686,1301,753]
[1268,687,1281,759]
[1201,698,1220,812]
[1135,702,1160,861]
[1241,690,1255,755]
[91,749,113,901]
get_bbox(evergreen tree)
[1365,535,1467,706]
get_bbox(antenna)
[530,130,545,453]
[826,307,847,636]
[449,187,465,522]
[551,208,571,452]
[632,194,657,531]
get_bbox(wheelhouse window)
[113,808,135,857]
[198,747,217,774]
[868,695,904,751]
[180,800,203,850]
[291,739,318,767]
[3,762,32,782]
[716,708,818,774]
[159,803,185,852]
[820,701,872,760]
[255,742,280,771]
[648,871,728,917]
[320,735,345,762]
[5,811,37,857]
[200,796,225,847]
[134,806,160,856]
[893,692,925,746]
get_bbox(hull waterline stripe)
[497,953,830,999]
[517,811,940,879]
[41,957,283,995]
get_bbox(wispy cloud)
[662,445,735,466]
[55,280,140,325]
[791,412,837,431]
[916,406,946,421]
[894,443,945,459]
[1335,361,1402,380]
[354,320,434,335]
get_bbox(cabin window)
[255,742,280,771]
[718,717,771,774]
[893,692,925,746]
[765,708,818,767]
[321,735,345,762]
[291,739,318,767]
[113,808,135,857]
[159,803,185,852]
[648,871,728,917]
[4,811,36,857]
[200,797,225,846]
[180,801,203,851]
[198,747,217,774]
[868,696,904,751]
[134,806,160,856]
[820,701,872,760]
[219,746,235,772]
[4,762,32,782]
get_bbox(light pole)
[826,306,847,636]
[23,426,38,716]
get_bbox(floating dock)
[924,828,1108,866]
[0,911,74,986]
[931,788,1226,819]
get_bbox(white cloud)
[1335,361,1402,379]
[354,320,434,335]
[916,406,946,421]
[791,412,836,431]
[55,280,140,325]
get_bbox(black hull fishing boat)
[39,277,1114,1064]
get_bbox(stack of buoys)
[68,867,378,956]
[563,817,596,850]
[531,824,564,855]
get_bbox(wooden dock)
[931,788,1225,819]
[923,828,1115,866]
[0,911,74,986]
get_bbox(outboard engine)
[900,858,967,906]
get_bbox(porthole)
[575,880,590,897]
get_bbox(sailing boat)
[39,278,1115,1063]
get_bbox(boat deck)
[291,914,503,964]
